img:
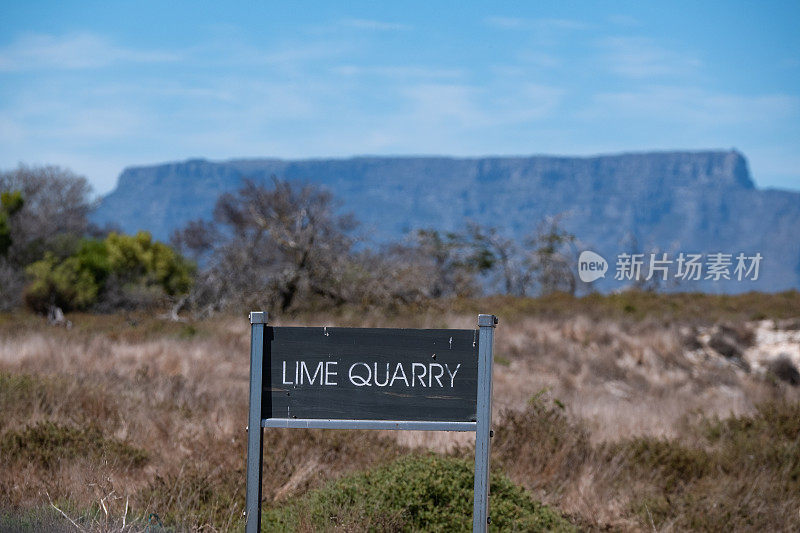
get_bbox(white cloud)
[401,83,483,125]
[0,33,180,71]
[599,36,701,78]
[591,86,799,125]
[512,83,565,120]
[340,19,411,31]
[396,81,563,131]
[332,64,463,79]
[87,81,237,102]
[516,51,561,68]
[1,88,151,139]
[260,43,348,65]
[607,15,641,27]
[485,17,587,31]
[189,38,352,75]
[0,116,28,144]
[2,24,797,193]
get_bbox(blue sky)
[1,1,799,194]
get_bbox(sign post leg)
[245,312,268,533]
[473,314,497,532]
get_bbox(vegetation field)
[1,292,799,531]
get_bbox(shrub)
[106,231,193,296]
[23,252,100,312]
[0,506,76,533]
[0,190,24,257]
[493,393,591,491]
[0,421,147,469]
[23,232,193,312]
[264,454,576,532]
[615,400,800,531]
[615,437,712,491]
[137,463,245,530]
[0,371,119,431]
[701,399,800,489]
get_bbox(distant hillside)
[92,151,800,293]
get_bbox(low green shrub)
[616,400,800,531]
[137,463,245,530]
[615,437,712,491]
[23,231,194,312]
[702,399,800,490]
[265,454,576,532]
[0,506,75,533]
[0,421,147,469]
[493,393,590,491]
[0,371,118,430]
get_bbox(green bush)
[616,437,712,491]
[137,463,245,530]
[615,400,800,531]
[701,400,800,489]
[23,231,193,312]
[0,190,24,256]
[0,371,118,431]
[106,231,193,296]
[0,506,75,533]
[24,252,100,312]
[264,454,576,532]
[493,393,590,491]
[0,421,147,469]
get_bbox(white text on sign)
[281,361,461,388]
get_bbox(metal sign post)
[473,313,497,532]
[244,313,496,533]
[245,311,267,533]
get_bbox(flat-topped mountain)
[92,150,800,293]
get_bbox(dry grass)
[0,292,798,530]
[490,315,789,443]
[0,314,406,530]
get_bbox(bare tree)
[467,224,530,296]
[170,219,218,263]
[525,215,577,296]
[0,164,93,266]
[177,177,359,313]
[397,229,487,298]
[0,165,93,308]
[338,247,432,307]
[396,220,577,298]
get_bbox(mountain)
[92,150,800,293]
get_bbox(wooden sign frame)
[244,312,497,532]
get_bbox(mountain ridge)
[92,150,800,293]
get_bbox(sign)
[245,312,497,533]
[263,327,478,422]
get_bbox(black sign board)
[263,327,479,422]
[245,312,497,533]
